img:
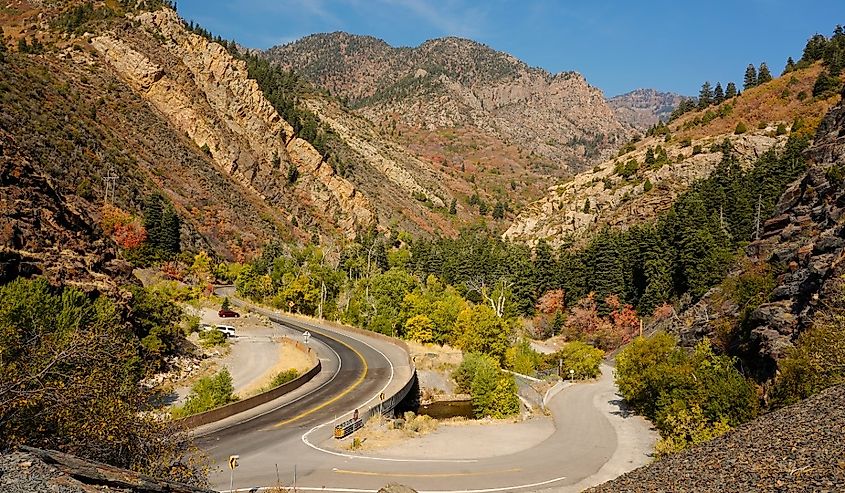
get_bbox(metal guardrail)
[334,418,364,439]
[215,286,419,438]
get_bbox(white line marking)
[223,474,569,493]
[192,320,343,438]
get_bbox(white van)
[215,325,236,338]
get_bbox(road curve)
[203,288,654,493]
[204,288,405,490]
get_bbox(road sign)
[303,331,311,344]
[228,455,239,470]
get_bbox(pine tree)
[142,194,164,251]
[713,82,725,104]
[160,205,181,256]
[725,82,738,99]
[534,239,556,297]
[492,201,505,220]
[783,56,796,74]
[645,147,656,166]
[698,81,713,109]
[744,64,758,90]
[757,63,773,84]
[449,198,457,215]
[583,199,590,214]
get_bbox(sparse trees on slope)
[713,82,724,104]
[757,62,773,84]
[725,81,738,99]
[744,64,758,90]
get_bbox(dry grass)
[237,339,314,398]
[339,413,439,452]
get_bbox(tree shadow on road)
[607,395,636,419]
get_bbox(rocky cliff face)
[608,88,685,130]
[668,96,845,378]
[505,132,785,248]
[91,9,375,237]
[267,33,633,174]
[0,131,131,292]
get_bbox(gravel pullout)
[587,384,845,492]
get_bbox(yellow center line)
[332,468,522,478]
[273,326,368,427]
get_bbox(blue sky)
[176,0,842,97]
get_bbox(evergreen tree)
[783,56,796,74]
[698,81,713,109]
[713,82,725,104]
[725,82,738,99]
[160,205,181,256]
[478,200,489,216]
[801,34,828,63]
[449,198,457,215]
[142,194,164,251]
[744,64,758,90]
[645,147,656,166]
[534,239,556,297]
[583,199,590,214]
[757,62,773,84]
[492,201,505,220]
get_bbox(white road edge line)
[223,474,569,493]
[298,320,477,464]
[192,320,343,438]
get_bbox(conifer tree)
[492,201,505,220]
[698,81,713,108]
[534,239,556,297]
[713,82,724,104]
[744,64,758,90]
[449,198,457,215]
[161,205,181,256]
[757,63,773,84]
[142,194,164,251]
[725,82,738,99]
[783,56,796,74]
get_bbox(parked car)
[218,308,240,318]
[215,325,236,338]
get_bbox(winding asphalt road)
[202,289,654,493]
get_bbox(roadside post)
[569,369,575,381]
[228,454,239,492]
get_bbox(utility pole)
[103,165,119,205]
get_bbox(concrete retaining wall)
[175,339,320,429]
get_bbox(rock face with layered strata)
[91,9,375,237]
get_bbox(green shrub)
[771,289,845,408]
[199,329,226,348]
[505,339,542,375]
[734,121,748,134]
[267,369,300,389]
[544,341,604,380]
[453,353,520,418]
[615,334,758,455]
[172,369,237,418]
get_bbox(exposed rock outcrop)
[0,446,213,493]
[0,131,131,292]
[608,88,686,130]
[91,9,375,237]
[268,33,633,173]
[668,97,845,377]
[505,132,785,248]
